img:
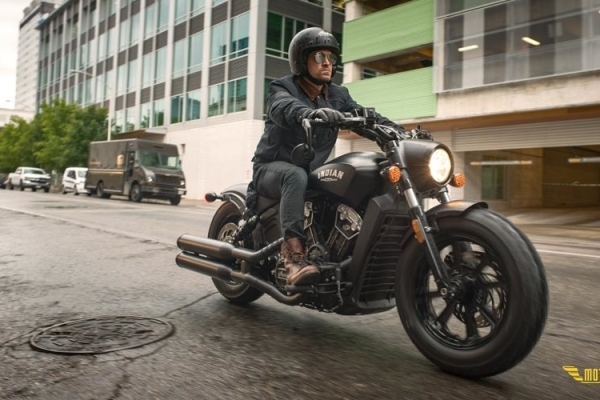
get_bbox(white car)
[61,167,89,195]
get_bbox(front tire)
[97,182,111,199]
[169,195,181,205]
[207,202,263,305]
[130,184,143,202]
[395,208,548,378]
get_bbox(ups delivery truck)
[86,139,186,205]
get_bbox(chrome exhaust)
[177,234,284,262]
[175,251,303,305]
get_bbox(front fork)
[401,179,451,292]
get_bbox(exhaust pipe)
[176,252,303,305]
[177,234,284,263]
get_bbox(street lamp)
[69,69,112,141]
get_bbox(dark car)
[0,173,8,189]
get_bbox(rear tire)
[395,208,548,378]
[96,182,111,199]
[208,202,264,305]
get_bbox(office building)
[36,0,344,199]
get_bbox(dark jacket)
[252,75,399,172]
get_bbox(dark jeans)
[253,161,308,240]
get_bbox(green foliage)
[0,99,107,173]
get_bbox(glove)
[304,108,345,125]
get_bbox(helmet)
[288,27,340,78]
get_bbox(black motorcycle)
[175,108,548,378]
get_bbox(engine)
[305,201,362,263]
[274,200,363,290]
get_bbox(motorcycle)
[175,108,548,378]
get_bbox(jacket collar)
[295,76,329,102]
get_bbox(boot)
[281,238,320,286]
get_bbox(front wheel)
[96,182,111,199]
[395,208,548,378]
[130,184,143,202]
[207,202,263,305]
[169,195,181,205]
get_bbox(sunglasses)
[313,51,338,64]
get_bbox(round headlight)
[429,148,452,184]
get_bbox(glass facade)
[436,0,600,91]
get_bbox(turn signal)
[411,219,425,243]
[450,173,466,188]
[386,165,402,183]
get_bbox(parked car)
[61,167,88,195]
[0,173,7,189]
[6,167,51,192]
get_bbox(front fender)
[426,200,488,222]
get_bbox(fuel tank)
[308,152,387,208]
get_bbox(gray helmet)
[288,27,340,78]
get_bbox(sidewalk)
[498,206,600,245]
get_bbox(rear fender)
[219,183,248,214]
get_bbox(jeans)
[253,161,308,240]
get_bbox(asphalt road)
[1,190,599,400]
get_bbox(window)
[84,78,93,105]
[142,53,153,88]
[157,0,169,32]
[266,13,312,58]
[230,13,249,59]
[155,47,167,84]
[191,0,205,17]
[213,0,226,6]
[186,89,201,120]
[104,69,114,100]
[153,100,165,126]
[436,0,592,92]
[140,102,152,128]
[114,109,125,134]
[130,12,140,44]
[95,75,104,103]
[97,32,107,60]
[144,3,156,38]
[210,22,227,65]
[117,63,127,95]
[227,78,247,113]
[119,19,129,50]
[127,59,138,92]
[188,32,203,73]
[208,83,224,116]
[125,107,137,131]
[107,27,116,55]
[175,0,188,23]
[171,95,184,123]
[173,39,186,78]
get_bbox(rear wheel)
[8,181,13,190]
[208,202,263,305]
[395,208,548,378]
[96,182,111,199]
[61,185,67,194]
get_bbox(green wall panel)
[344,67,436,121]
[343,0,434,62]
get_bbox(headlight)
[146,175,154,183]
[429,148,452,184]
[180,180,185,186]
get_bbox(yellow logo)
[563,366,600,384]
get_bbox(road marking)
[537,249,600,260]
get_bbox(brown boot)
[281,238,320,286]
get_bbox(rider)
[250,27,403,286]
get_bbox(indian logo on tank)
[318,168,345,182]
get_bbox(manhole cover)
[30,316,174,354]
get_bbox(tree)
[34,99,108,172]
[0,99,107,174]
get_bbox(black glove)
[304,108,345,125]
